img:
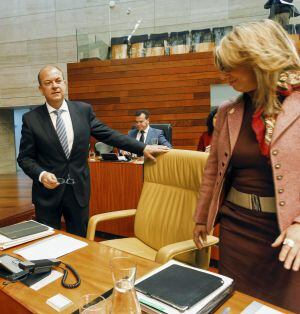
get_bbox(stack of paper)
[0,220,54,250]
[14,234,88,259]
[135,260,234,314]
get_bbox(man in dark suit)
[128,110,172,147]
[17,65,168,237]
[264,0,299,27]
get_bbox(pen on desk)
[101,288,113,299]
[138,297,168,314]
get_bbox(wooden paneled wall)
[67,52,224,150]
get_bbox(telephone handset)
[0,254,81,288]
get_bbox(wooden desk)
[0,232,293,314]
[0,173,34,228]
[89,160,143,236]
[0,231,158,314]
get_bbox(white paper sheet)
[13,234,88,260]
[30,270,63,291]
[241,301,284,314]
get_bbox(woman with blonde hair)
[193,19,300,312]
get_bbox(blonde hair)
[215,19,300,115]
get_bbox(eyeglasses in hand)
[57,178,76,185]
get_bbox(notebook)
[0,221,54,250]
[0,220,49,239]
[135,264,224,312]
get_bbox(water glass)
[151,138,158,145]
[79,294,106,314]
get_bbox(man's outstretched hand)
[143,145,170,161]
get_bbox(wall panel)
[68,52,224,150]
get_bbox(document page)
[241,301,284,314]
[14,234,88,260]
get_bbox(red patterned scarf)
[252,70,300,157]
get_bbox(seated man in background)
[120,109,172,155]
[122,110,172,156]
[129,110,172,147]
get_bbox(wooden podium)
[89,160,143,237]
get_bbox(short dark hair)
[206,108,218,135]
[38,65,64,86]
[135,109,150,119]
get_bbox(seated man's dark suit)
[128,127,172,148]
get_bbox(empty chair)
[169,31,190,55]
[146,33,169,56]
[87,149,218,269]
[212,26,233,45]
[111,36,128,59]
[191,29,214,52]
[129,34,148,58]
[95,142,113,155]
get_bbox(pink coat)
[194,92,300,233]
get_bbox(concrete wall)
[0,109,16,173]
[0,0,299,108]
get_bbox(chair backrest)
[150,124,172,144]
[134,149,208,264]
[95,142,113,155]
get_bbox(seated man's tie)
[139,130,145,143]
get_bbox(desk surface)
[0,232,293,314]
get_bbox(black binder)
[135,264,224,312]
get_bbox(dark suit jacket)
[264,0,296,16]
[17,100,145,209]
[128,127,172,148]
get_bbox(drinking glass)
[110,257,141,314]
[151,138,158,145]
[79,294,106,314]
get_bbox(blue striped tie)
[54,109,70,158]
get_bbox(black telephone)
[0,254,28,281]
[0,254,81,288]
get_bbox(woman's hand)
[193,223,208,249]
[272,223,300,271]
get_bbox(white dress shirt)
[46,100,74,152]
[136,125,149,143]
[39,100,74,182]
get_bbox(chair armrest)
[86,209,137,241]
[155,235,218,264]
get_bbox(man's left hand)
[143,145,170,162]
[272,223,300,271]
